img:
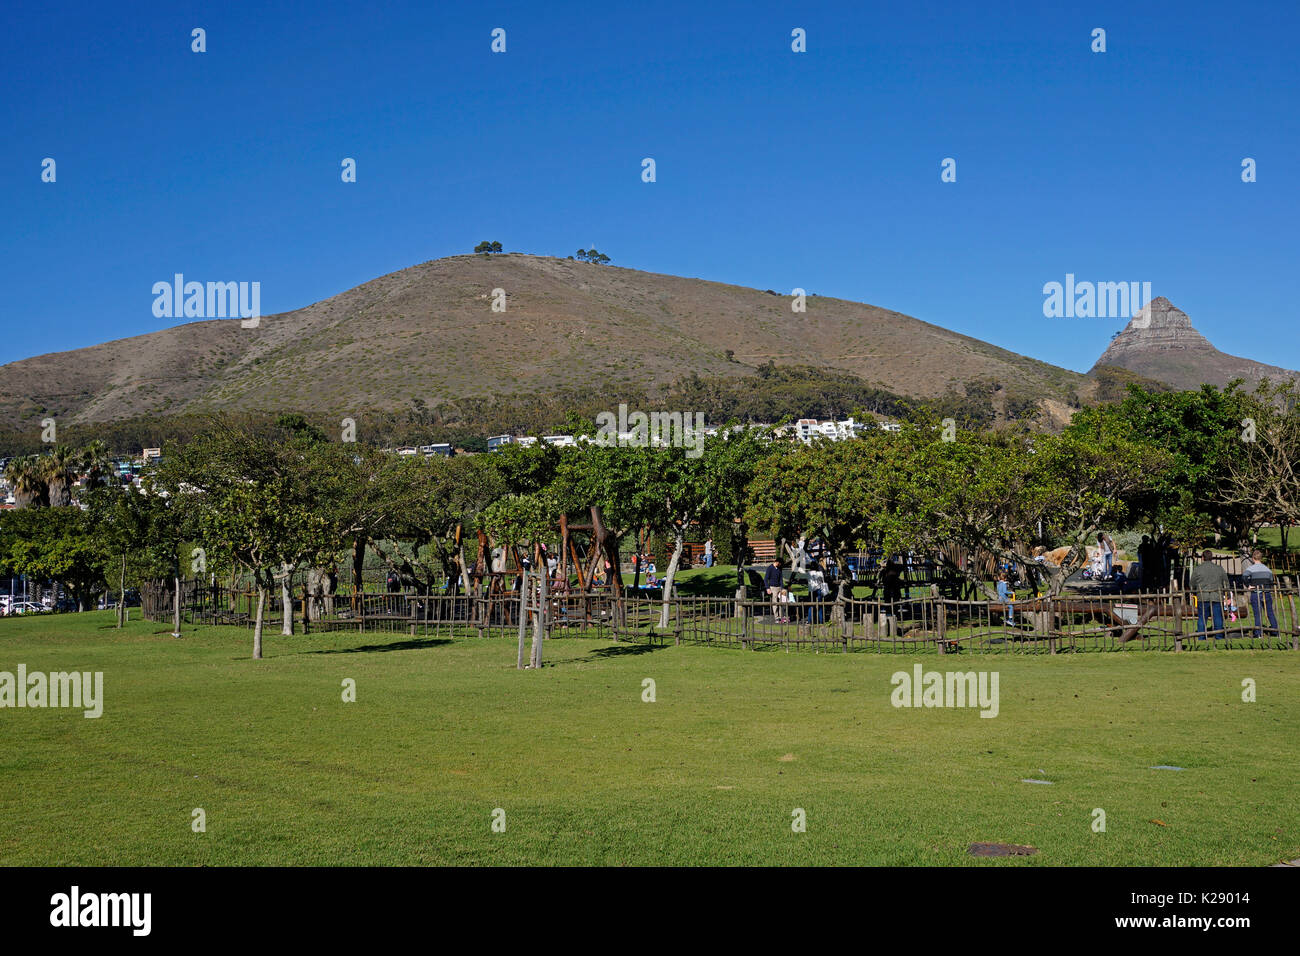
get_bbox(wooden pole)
[517,569,528,669]
[1173,591,1183,652]
[531,570,547,668]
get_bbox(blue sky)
[3,0,1297,373]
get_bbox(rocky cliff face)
[1090,297,1296,391]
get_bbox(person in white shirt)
[806,561,830,623]
[1097,532,1115,577]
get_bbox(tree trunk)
[659,532,685,628]
[351,535,366,612]
[530,570,546,668]
[172,574,182,637]
[117,554,126,628]
[280,566,294,636]
[253,586,266,659]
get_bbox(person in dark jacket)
[763,559,787,623]
[1188,550,1229,640]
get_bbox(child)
[996,571,1015,627]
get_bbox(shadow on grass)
[562,642,671,664]
[306,638,455,655]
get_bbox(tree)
[40,445,81,506]
[79,439,116,490]
[1224,381,1300,544]
[474,241,503,255]
[0,507,106,611]
[746,431,899,605]
[84,484,177,627]
[1066,383,1250,545]
[881,423,1163,599]
[158,420,340,658]
[368,453,505,595]
[3,456,47,508]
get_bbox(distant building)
[486,435,514,453]
[419,444,453,457]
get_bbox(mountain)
[0,254,1091,429]
[1090,297,1297,391]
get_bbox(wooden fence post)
[517,570,528,669]
[531,571,547,668]
[1173,592,1183,652]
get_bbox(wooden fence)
[143,578,1300,654]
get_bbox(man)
[1188,550,1229,640]
[703,538,714,568]
[1242,549,1280,640]
[764,558,787,623]
[1136,535,1156,591]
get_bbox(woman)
[1097,532,1115,577]
[806,561,830,624]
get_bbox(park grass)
[0,611,1297,867]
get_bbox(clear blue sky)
[3,0,1297,372]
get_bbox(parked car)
[7,602,50,615]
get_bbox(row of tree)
[2,382,1295,657]
[4,441,116,507]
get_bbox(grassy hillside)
[0,254,1093,431]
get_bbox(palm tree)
[4,456,48,508]
[80,439,115,489]
[40,445,80,506]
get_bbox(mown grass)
[0,612,1296,866]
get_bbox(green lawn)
[1,612,1296,866]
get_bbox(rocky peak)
[1101,297,1213,356]
[1091,297,1296,390]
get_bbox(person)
[1110,562,1128,591]
[881,560,904,608]
[1242,549,1280,639]
[1189,550,1229,640]
[1158,533,1176,590]
[386,571,400,593]
[764,558,787,623]
[806,561,830,624]
[1137,535,1156,591]
[703,538,714,568]
[996,571,1014,627]
[645,561,658,587]
[1097,531,1115,577]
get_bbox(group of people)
[763,556,832,623]
[1189,549,1280,640]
